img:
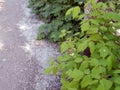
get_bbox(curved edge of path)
[17,0,61,90]
[0,0,60,90]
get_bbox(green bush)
[29,0,86,42]
[46,1,120,90]
[29,0,120,90]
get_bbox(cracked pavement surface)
[0,0,38,90]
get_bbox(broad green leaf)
[66,61,76,69]
[72,6,81,19]
[103,12,120,21]
[91,66,106,79]
[89,58,99,66]
[78,14,84,20]
[66,69,84,81]
[63,79,79,90]
[81,75,92,88]
[59,29,67,38]
[101,3,108,10]
[60,42,69,53]
[58,54,71,62]
[91,66,101,79]
[67,81,79,90]
[106,41,116,47]
[74,57,83,63]
[99,60,107,66]
[114,70,120,74]
[61,79,71,89]
[79,61,88,71]
[115,86,120,90]
[90,80,98,85]
[45,66,53,74]
[97,82,105,90]
[90,11,101,17]
[90,19,99,25]
[97,79,112,90]
[100,26,107,32]
[66,6,81,19]
[45,65,57,75]
[99,46,110,58]
[106,56,112,71]
[109,2,115,9]
[76,40,88,52]
[81,21,90,32]
[65,8,73,16]
[86,26,99,34]
[114,77,120,84]
[68,41,75,48]
[90,34,101,41]
[102,79,112,90]
[67,88,77,90]
[88,41,95,54]
[96,2,103,8]
[83,69,90,75]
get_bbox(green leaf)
[97,82,105,90]
[115,86,120,90]
[60,42,69,53]
[68,41,75,48]
[106,41,116,47]
[66,69,84,81]
[89,58,99,66]
[81,21,90,32]
[83,69,90,75]
[66,8,73,16]
[74,57,83,63]
[97,79,112,90]
[81,75,92,88]
[72,6,81,19]
[45,66,53,74]
[114,77,120,84]
[45,65,57,75]
[78,14,84,20]
[91,66,101,79]
[67,81,79,90]
[109,2,115,9]
[57,54,71,62]
[59,29,67,38]
[91,66,106,79]
[100,26,107,32]
[90,34,101,41]
[90,19,99,25]
[103,12,120,21]
[76,40,88,52]
[86,26,99,34]
[66,6,81,19]
[114,70,120,74]
[90,80,98,85]
[88,41,95,54]
[101,3,108,10]
[79,61,88,71]
[106,56,112,71]
[99,46,110,58]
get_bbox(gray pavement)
[0,0,38,90]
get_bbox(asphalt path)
[0,0,38,90]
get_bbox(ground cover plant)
[29,0,120,90]
[29,0,86,42]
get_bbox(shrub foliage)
[29,0,120,90]
[29,0,86,42]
